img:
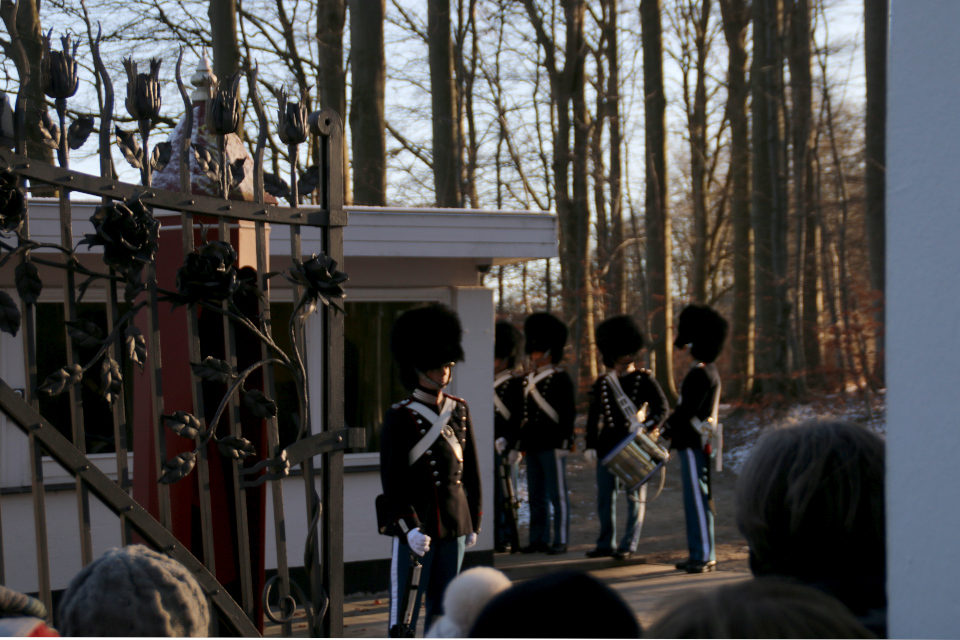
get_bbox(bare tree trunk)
[210,0,241,79]
[455,0,479,208]
[349,0,387,206]
[863,0,887,385]
[751,0,790,396]
[317,0,349,203]
[640,0,676,401]
[688,0,712,304]
[787,0,821,389]
[429,0,462,207]
[603,0,626,314]
[719,0,751,397]
[1,0,53,166]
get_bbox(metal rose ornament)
[123,57,162,122]
[0,169,26,235]
[277,87,308,145]
[176,240,241,303]
[284,252,347,314]
[41,31,80,100]
[81,196,160,276]
[207,72,242,136]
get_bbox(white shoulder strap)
[493,372,513,420]
[606,373,647,432]
[525,369,560,424]
[407,397,460,465]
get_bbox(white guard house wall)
[887,3,960,637]
[0,201,557,597]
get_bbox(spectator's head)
[523,313,567,364]
[495,321,523,370]
[426,567,512,638]
[673,304,727,363]
[736,419,885,620]
[595,315,645,368]
[644,577,876,638]
[56,545,210,637]
[390,304,464,389]
[469,570,641,638]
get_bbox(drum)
[600,430,670,492]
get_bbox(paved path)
[331,552,750,638]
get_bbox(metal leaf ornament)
[284,253,348,314]
[14,260,42,304]
[262,172,290,201]
[122,57,162,122]
[41,31,80,100]
[191,356,234,384]
[207,72,242,136]
[115,126,143,169]
[82,196,159,277]
[243,389,278,418]
[0,169,26,235]
[218,435,256,459]
[151,141,172,173]
[163,411,202,439]
[191,143,220,182]
[66,319,104,349]
[159,451,196,484]
[67,117,95,150]
[0,290,21,337]
[299,165,321,198]
[100,357,123,405]
[39,363,83,396]
[124,326,147,371]
[37,110,59,150]
[176,240,240,304]
[277,87,308,146]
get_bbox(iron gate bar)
[0,378,261,637]
[246,66,295,637]
[0,149,347,227]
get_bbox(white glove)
[584,448,597,465]
[406,529,431,556]
[506,450,522,466]
[495,437,508,454]
[465,532,478,548]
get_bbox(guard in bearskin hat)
[584,315,668,560]
[661,303,728,574]
[493,321,524,553]
[379,304,482,635]
[517,312,576,555]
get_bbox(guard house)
[0,198,557,595]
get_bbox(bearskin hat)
[523,312,567,364]
[390,304,464,389]
[495,321,522,368]
[595,315,645,368]
[674,303,728,364]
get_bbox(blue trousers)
[595,463,647,552]
[494,451,519,547]
[678,447,715,563]
[526,449,570,547]
[388,535,465,635]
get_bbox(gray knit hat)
[57,544,210,637]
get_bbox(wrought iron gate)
[0,8,361,636]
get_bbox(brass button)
[426,450,432,456]
[435,481,441,486]
[433,471,439,477]
[430,460,436,466]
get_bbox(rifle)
[389,550,422,638]
[498,456,521,553]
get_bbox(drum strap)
[606,373,648,433]
[524,369,560,423]
[407,398,461,465]
[493,372,513,421]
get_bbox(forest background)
[0,0,887,407]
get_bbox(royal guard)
[378,304,482,636]
[493,321,524,553]
[584,315,668,560]
[662,303,728,573]
[517,312,576,555]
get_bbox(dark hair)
[644,577,876,639]
[469,570,641,638]
[736,419,885,618]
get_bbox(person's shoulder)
[445,393,468,407]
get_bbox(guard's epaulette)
[696,362,707,368]
[640,368,652,375]
[444,393,467,405]
[392,398,412,410]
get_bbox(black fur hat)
[495,321,522,368]
[595,315,645,368]
[674,303,728,364]
[523,312,567,364]
[390,304,464,389]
